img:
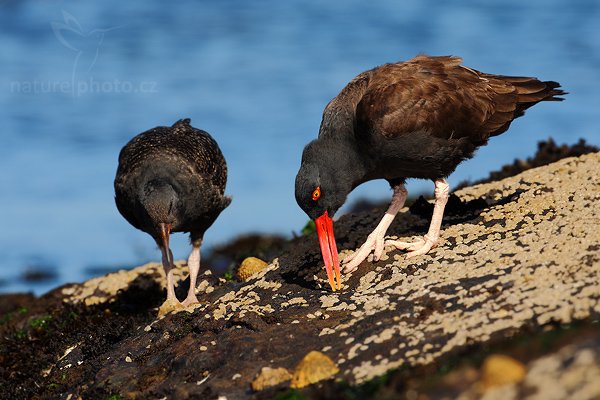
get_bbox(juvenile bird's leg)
[158,247,184,316]
[386,179,449,258]
[182,241,201,307]
[162,249,178,301]
[343,184,408,273]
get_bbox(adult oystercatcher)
[115,119,230,314]
[295,55,565,291]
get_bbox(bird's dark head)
[295,139,359,291]
[139,178,182,268]
[142,179,181,226]
[295,140,352,220]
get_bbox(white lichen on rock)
[61,261,188,306]
[319,153,600,383]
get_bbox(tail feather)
[513,79,566,101]
[483,77,566,139]
[514,80,566,116]
[486,73,567,101]
[512,79,547,94]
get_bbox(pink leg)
[342,184,408,273]
[386,179,449,258]
[158,248,185,316]
[182,244,201,307]
[162,248,179,303]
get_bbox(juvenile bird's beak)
[315,211,342,291]
[159,223,173,265]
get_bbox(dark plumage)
[115,118,230,313]
[295,55,565,291]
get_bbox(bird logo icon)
[51,11,122,79]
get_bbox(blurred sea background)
[1,0,598,294]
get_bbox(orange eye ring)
[312,187,321,201]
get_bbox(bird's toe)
[385,236,440,258]
[373,237,386,261]
[342,247,369,272]
[342,251,366,272]
[386,237,425,251]
[404,236,437,258]
[342,262,359,274]
[342,251,357,263]
[182,295,200,308]
[158,298,185,317]
[405,244,432,258]
[343,229,394,272]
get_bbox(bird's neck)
[319,106,356,140]
[316,136,368,190]
[319,72,370,140]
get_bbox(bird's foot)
[158,298,185,317]
[385,235,438,258]
[181,293,200,308]
[342,185,408,274]
[342,231,387,273]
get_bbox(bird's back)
[323,55,565,146]
[115,119,230,236]
[365,56,564,143]
[116,119,227,194]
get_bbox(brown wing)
[354,55,565,144]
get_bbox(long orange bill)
[159,223,173,266]
[315,211,342,291]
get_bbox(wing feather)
[348,56,564,144]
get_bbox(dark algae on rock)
[1,150,600,399]
[0,281,164,399]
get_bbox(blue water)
[1,0,599,294]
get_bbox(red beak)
[315,211,342,291]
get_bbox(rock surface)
[1,152,599,399]
[450,333,600,400]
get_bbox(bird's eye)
[312,187,321,201]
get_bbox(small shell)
[251,367,292,391]
[290,351,339,388]
[236,257,269,281]
[481,354,526,389]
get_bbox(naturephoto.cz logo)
[10,11,157,96]
[11,78,157,95]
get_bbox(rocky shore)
[1,146,599,400]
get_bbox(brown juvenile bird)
[115,119,230,313]
[295,55,565,291]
